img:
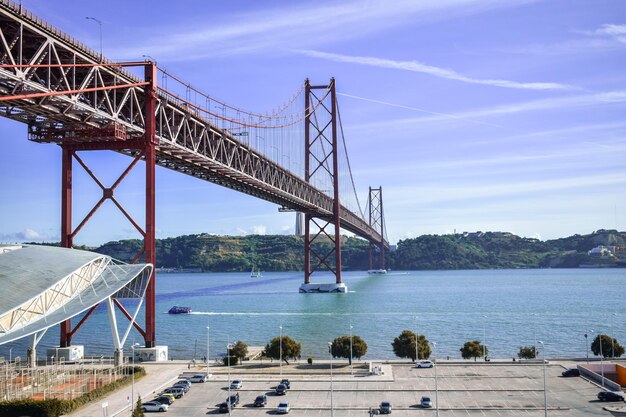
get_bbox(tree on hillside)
[517,345,536,360]
[591,334,625,358]
[331,335,368,364]
[460,340,488,362]
[264,335,301,365]
[392,330,431,361]
[229,341,249,363]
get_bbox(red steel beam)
[68,304,100,338]
[60,146,73,347]
[144,63,157,348]
[330,78,342,284]
[113,299,146,338]
[0,82,149,102]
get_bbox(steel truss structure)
[0,0,388,346]
[368,187,385,270]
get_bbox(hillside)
[89,229,626,272]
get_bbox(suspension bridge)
[0,1,389,352]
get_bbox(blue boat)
[168,306,192,314]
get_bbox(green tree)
[517,345,536,360]
[133,395,145,417]
[264,335,302,365]
[460,340,488,361]
[331,335,368,364]
[391,330,431,361]
[229,341,248,363]
[591,334,625,358]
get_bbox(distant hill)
[87,229,626,272]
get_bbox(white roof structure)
[0,245,152,346]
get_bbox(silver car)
[142,401,169,412]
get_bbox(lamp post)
[329,342,334,417]
[537,341,547,417]
[414,316,419,361]
[585,332,590,364]
[349,324,353,375]
[591,329,605,387]
[130,342,140,415]
[431,341,439,417]
[279,325,283,378]
[227,343,233,417]
[611,313,617,359]
[206,325,210,378]
[85,17,103,58]
[483,315,487,360]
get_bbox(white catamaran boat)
[250,267,262,278]
[367,269,387,274]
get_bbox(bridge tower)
[300,78,347,293]
[57,64,163,358]
[368,186,386,271]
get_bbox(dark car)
[227,393,240,406]
[153,395,174,405]
[280,378,291,389]
[173,382,190,393]
[380,401,392,414]
[561,368,580,377]
[276,383,287,395]
[218,402,233,413]
[598,391,625,402]
[253,394,268,407]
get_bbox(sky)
[1,0,626,246]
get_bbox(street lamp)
[349,324,353,375]
[483,315,487,360]
[328,341,334,417]
[585,332,590,364]
[590,329,605,387]
[130,342,140,415]
[414,316,419,361]
[85,17,103,58]
[537,341,547,417]
[227,343,233,417]
[431,341,439,417]
[206,325,211,378]
[279,325,283,378]
[611,313,617,358]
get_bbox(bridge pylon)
[300,78,347,293]
[368,186,386,271]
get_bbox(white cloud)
[110,0,537,60]
[251,225,267,235]
[594,24,626,44]
[297,50,573,91]
[0,228,50,242]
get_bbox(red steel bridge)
[0,1,389,349]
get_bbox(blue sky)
[1,0,626,246]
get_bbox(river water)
[3,269,625,361]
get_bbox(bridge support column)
[60,146,73,347]
[301,78,345,293]
[367,186,386,272]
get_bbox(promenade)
[66,359,618,417]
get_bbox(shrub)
[223,355,239,366]
[307,357,313,365]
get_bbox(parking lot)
[152,362,618,416]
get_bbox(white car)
[230,379,243,389]
[142,401,169,412]
[415,360,434,368]
[188,374,208,383]
[276,401,290,414]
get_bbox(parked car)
[158,393,176,402]
[276,401,290,414]
[142,401,169,412]
[188,374,208,383]
[276,383,287,395]
[160,387,185,399]
[154,396,174,405]
[420,396,432,408]
[218,402,232,413]
[230,379,243,389]
[380,401,392,414]
[415,360,434,368]
[227,393,240,406]
[280,378,291,389]
[598,391,625,402]
[172,382,190,393]
[561,368,580,377]
[176,379,192,388]
[253,394,268,407]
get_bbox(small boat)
[367,269,387,274]
[168,306,192,314]
[604,407,626,416]
[250,267,262,278]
